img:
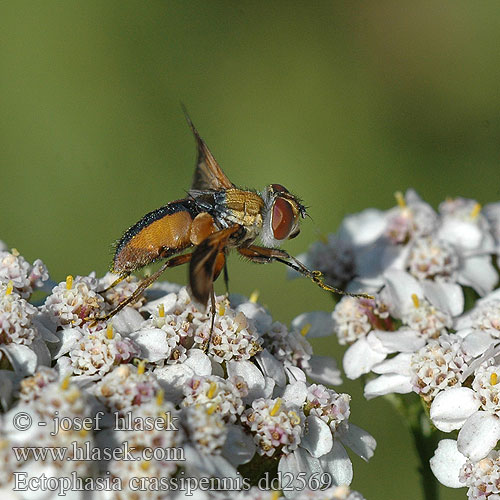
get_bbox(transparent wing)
[183,107,234,191]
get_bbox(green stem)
[384,393,440,500]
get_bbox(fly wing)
[183,107,235,191]
[189,225,241,307]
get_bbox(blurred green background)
[2,2,500,498]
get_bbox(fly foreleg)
[238,245,373,299]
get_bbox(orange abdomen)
[113,200,196,273]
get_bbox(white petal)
[421,280,464,317]
[141,292,178,315]
[255,349,286,387]
[30,336,51,368]
[291,311,333,338]
[285,365,307,383]
[278,448,322,498]
[184,447,238,479]
[346,277,383,296]
[459,256,498,297]
[282,381,308,407]
[235,302,273,332]
[461,329,496,358]
[319,440,353,486]
[1,344,37,375]
[307,355,342,386]
[463,343,500,380]
[112,307,145,333]
[262,376,275,399]
[342,337,386,380]
[383,270,423,317]
[301,416,333,458]
[53,327,80,358]
[338,209,387,246]
[438,219,482,249]
[221,424,255,465]
[364,374,412,399]
[32,316,59,343]
[457,411,500,461]
[430,388,480,432]
[337,423,376,461]
[154,364,194,403]
[373,329,425,353]
[0,370,15,410]
[184,349,212,376]
[356,241,404,279]
[372,353,412,375]
[429,439,467,488]
[226,360,266,401]
[129,328,171,362]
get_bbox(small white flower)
[410,334,470,403]
[94,363,161,415]
[241,397,304,457]
[200,308,262,362]
[406,236,459,281]
[99,271,146,311]
[304,384,351,432]
[332,297,375,345]
[384,189,438,242]
[0,249,49,299]
[0,283,38,346]
[42,274,105,326]
[460,450,500,499]
[182,375,246,423]
[17,366,60,403]
[262,321,313,381]
[62,325,140,379]
[0,282,48,375]
[184,404,228,455]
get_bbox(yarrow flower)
[0,281,50,376]
[94,363,161,415]
[42,274,104,326]
[0,282,38,346]
[182,375,246,423]
[296,190,500,499]
[0,249,49,299]
[98,271,146,311]
[241,397,304,457]
[56,324,141,379]
[410,334,469,403]
[304,383,351,432]
[0,245,373,498]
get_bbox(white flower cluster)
[0,243,374,499]
[299,191,500,499]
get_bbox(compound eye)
[272,197,295,240]
[271,183,289,194]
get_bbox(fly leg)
[222,259,230,296]
[238,245,374,300]
[207,286,216,352]
[89,253,193,323]
[98,272,131,293]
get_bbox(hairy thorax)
[223,189,264,243]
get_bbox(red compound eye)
[271,183,289,193]
[272,197,295,240]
